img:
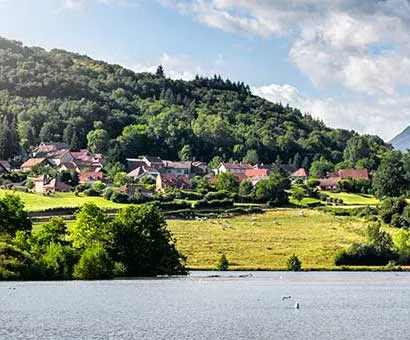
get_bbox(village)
[0,142,371,201]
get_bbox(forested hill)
[0,36,390,168]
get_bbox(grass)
[0,189,125,212]
[326,192,380,206]
[167,209,378,270]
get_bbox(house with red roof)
[289,168,309,181]
[318,177,340,191]
[79,171,104,185]
[337,168,369,180]
[20,158,52,172]
[215,162,255,175]
[156,174,190,192]
[33,175,72,193]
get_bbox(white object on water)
[294,302,300,309]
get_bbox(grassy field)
[0,189,124,212]
[167,209,378,270]
[327,192,380,205]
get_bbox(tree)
[155,65,165,78]
[255,172,290,205]
[372,151,406,198]
[309,157,334,178]
[343,136,371,166]
[242,149,259,164]
[0,194,32,236]
[178,144,192,161]
[286,254,302,271]
[291,186,305,205]
[239,179,253,196]
[73,243,114,280]
[216,254,229,271]
[111,205,185,276]
[216,172,239,193]
[68,204,112,249]
[87,129,109,154]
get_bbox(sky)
[0,0,410,141]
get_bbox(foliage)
[286,254,302,271]
[380,197,408,227]
[216,254,229,271]
[0,36,389,167]
[255,172,290,205]
[73,243,114,280]
[216,173,239,193]
[309,157,334,178]
[239,179,253,196]
[0,194,31,236]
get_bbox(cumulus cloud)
[252,83,410,141]
[129,53,219,81]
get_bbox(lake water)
[1,271,410,339]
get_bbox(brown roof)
[163,161,192,169]
[221,162,254,170]
[338,169,369,180]
[290,168,308,177]
[0,160,11,171]
[79,171,104,183]
[21,158,49,169]
[44,179,72,191]
[245,168,269,177]
[319,178,340,187]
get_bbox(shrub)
[216,254,229,271]
[103,188,114,200]
[159,200,192,210]
[73,243,114,280]
[334,243,393,266]
[286,254,302,271]
[205,191,231,201]
[83,188,101,197]
[75,183,90,193]
[93,181,107,191]
[175,190,204,200]
[110,192,130,204]
[192,199,234,209]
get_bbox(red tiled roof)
[245,168,269,177]
[44,179,72,191]
[235,173,248,182]
[319,178,340,187]
[60,162,77,170]
[221,162,254,170]
[79,171,104,183]
[338,169,369,180]
[21,158,49,169]
[160,174,190,187]
[290,168,308,177]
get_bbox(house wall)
[35,181,44,193]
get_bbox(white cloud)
[129,53,217,81]
[61,0,137,10]
[252,83,410,141]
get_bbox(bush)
[110,192,130,204]
[73,244,114,280]
[192,199,234,209]
[175,190,204,200]
[216,254,229,271]
[75,183,90,193]
[159,200,192,210]
[334,243,393,266]
[103,188,114,200]
[83,188,101,197]
[205,191,231,201]
[286,254,302,271]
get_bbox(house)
[126,156,164,171]
[289,168,309,181]
[215,162,255,175]
[156,174,190,192]
[192,161,209,176]
[118,184,154,198]
[71,150,104,172]
[0,160,11,172]
[31,142,70,158]
[46,149,74,166]
[163,161,192,177]
[33,175,71,193]
[20,158,52,172]
[318,177,340,191]
[127,166,160,182]
[79,171,104,185]
[245,168,269,177]
[58,162,79,173]
[337,168,369,180]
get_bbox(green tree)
[0,194,32,236]
[68,204,112,249]
[239,179,253,195]
[242,149,259,164]
[111,205,185,276]
[73,243,114,280]
[87,129,109,154]
[373,151,406,198]
[309,157,334,178]
[178,144,192,161]
[216,172,239,193]
[216,254,229,271]
[286,254,302,271]
[255,172,290,205]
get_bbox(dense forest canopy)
[0,36,390,168]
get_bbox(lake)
[1,271,410,339]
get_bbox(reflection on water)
[1,272,410,340]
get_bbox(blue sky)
[1,0,410,140]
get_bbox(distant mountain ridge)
[390,126,410,151]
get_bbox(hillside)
[390,126,410,151]
[0,36,389,168]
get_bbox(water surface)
[1,271,410,339]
